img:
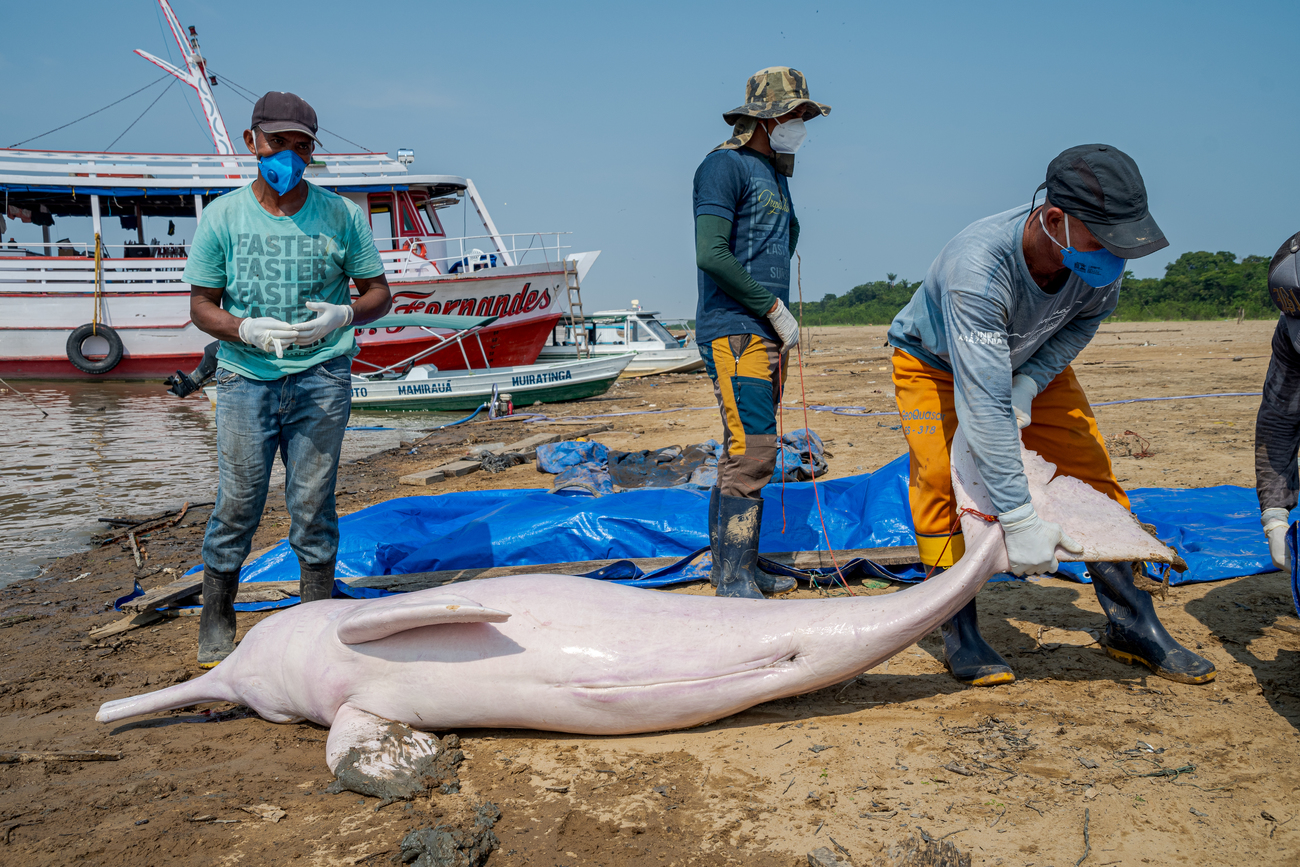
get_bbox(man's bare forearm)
[190,285,242,342]
[350,275,392,326]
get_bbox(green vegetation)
[796,253,1274,325]
[1115,251,1271,320]
[796,272,919,326]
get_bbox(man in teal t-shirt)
[181,91,391,668]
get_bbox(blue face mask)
[1040,209,1125,288]
[258,148,307,196]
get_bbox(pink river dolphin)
[97,431,1181,796]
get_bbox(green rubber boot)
[940,595,1015,687]
[708,488,795,595]
[713,493,766,599]
[197,568,239,669]
[1088,561,1216,684]
[299,563,337,604]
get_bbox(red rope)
[922,506,999,580]
[777,350,787,535]
[789,252,853,596]
[794,340,852,594]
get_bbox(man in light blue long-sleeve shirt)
[888,144,1215,688]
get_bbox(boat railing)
[0,148,417,184]
[0,251,188,289]
[373,232,572,274]
[0,230,575,288]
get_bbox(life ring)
[66,323,124,374]
[403,238,428,259]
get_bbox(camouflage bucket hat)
[722,67,831,125]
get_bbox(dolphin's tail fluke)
[954,428,1183,571]
[96,670,234,723]
[828,427,1187,681]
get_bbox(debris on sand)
[237,803,286,822]
[808,844,851,866]
[882,833,971,867]
[396,801,501,867]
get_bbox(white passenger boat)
[0,0,597,380]
[539,308,704,376]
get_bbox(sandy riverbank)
[1,320,1297,866]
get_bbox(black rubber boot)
[299,563,337,604]
[197,568,239,669]
[713,494,765,599]
[1087,561,1216,684]
[708,488,795,595]
[940,595,1015,686]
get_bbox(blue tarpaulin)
[172,453,1297,610]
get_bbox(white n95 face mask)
[768,117,807,154]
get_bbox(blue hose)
[1092,391,1262,407]
[434,403,487,430]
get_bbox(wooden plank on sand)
[0,750,122,764]
[500,431,564,455]
[89,610,163,637]
[399,459,481,487]
[119,546,277,612]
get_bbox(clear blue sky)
[2,1,1296,317]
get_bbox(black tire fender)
[66,323,124,374]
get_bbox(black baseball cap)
[1034,144,1167,259]
[1268,232,1300,317]
[250,91,321,146]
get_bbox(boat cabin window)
[368,194,397,250]
[642,318,679,345]
[593,322,625,345]
[413,194,446,236]
[0,188,205,259]
[628,319,654,343]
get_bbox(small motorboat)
[538,308,704,377]
[203,313,633,412]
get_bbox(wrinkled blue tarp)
[537,429,825,495]
[774,429,829,482]
[1056,485,1298,585]
[537,440,608,473]
[179,453,1299,610]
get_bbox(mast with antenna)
[133,0,234,155]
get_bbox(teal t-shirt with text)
[182,183,386,381]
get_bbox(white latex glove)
[291,301,355,345]
[998,503,1084,575]
[766,298,800,351]
[238,316,298,359]
[1010,374,1039,430]
[1261,507,1292,572]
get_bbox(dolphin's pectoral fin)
[324,704,464,806]
[334,593,510,645]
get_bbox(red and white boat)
[0,0,596,381]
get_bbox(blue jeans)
[202,354,352,575]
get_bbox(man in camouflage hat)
[694,67,830,599]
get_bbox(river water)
[0,381,457,586]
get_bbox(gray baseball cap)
[1035,144,1167,259]
[251,91,321,146]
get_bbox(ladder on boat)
[563,259,589,359]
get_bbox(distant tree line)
[795,252,1275,326]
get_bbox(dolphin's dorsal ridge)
[335,593,511,645]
